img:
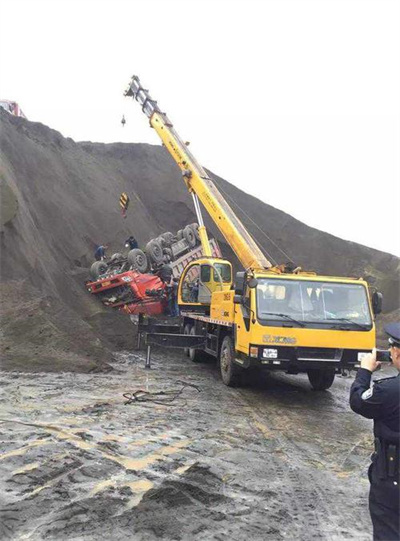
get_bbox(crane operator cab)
[178,258,232,313]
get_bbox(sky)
[1,0,399,257]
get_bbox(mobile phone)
[376,349,391,363]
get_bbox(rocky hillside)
[1,110,398,371]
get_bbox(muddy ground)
[2,343,395,541]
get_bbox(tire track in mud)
[231,380,371,540]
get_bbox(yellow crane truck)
[125,75,382,390]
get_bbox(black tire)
[183,324,192,357]
[127,249,149,273]
[158,264,173,283]
[146,239,164,265]
[90,261,108,280]
[307,369,336,391]
[219,335,241,387]
[183,225,197,248]
[189,326,203,362]
[177,229,184,240]
[161,232,174,247]
[163,247,173,262]
[191,223,200,241]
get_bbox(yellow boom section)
[125,76,271,271]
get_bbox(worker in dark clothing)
[166,277,179,316]
[94,245,108,261]
[125,236,138,250]
[349,322,400,541]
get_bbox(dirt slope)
[0,110,399,371]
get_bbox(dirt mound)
[0,110,399,372]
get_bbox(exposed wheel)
[163,247,173,262]
[158,264,173,283]
[146,239,164,265]
[183,324,192,357]
[219,335,241,387]
[110,252,123,262]
[161,232,174,247]
[191,223,200,241]
[177,229,184,240]
[189,326,203,362]
[127,249,149,273]
[90,261,108,280]
[307,369,335,391]
[183,225,196,248]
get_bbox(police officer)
[350,322,400,540]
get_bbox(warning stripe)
[119,193,130,209]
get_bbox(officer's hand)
[360,349,381,372]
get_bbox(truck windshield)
[256,278,372,328]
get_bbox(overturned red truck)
[86,224,221,316]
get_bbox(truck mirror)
[372,291,383,315]
[233,294,242,305]
[248,278,258,289]
[235,271,246,296]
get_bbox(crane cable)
[211,176,295,265]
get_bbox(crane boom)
[125,75,271,271]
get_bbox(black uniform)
[350,367,400,540]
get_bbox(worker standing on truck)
[125,235,138,250]
[349,323,400,541]
[94,245,108,261]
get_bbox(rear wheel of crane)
[307,369,335,391]
[183,225,196,248]
[189,326,203,362]
[127,249,149,273]
[183,324,192,356]
[89,261,108,280]
[146,239,164,265]
[220,335,242,387]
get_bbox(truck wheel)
[183,225,196,248]
[161,232,174,247]
[146,239,164,265]
[183,324,192,356]
[90,261,108,280]
[163,247,173,262]
[110,252,123,262]
[177,229,184,240]
[189,326,203,362]
[307,369,335,391]
[191,223,200,241]
[219,335,241,387]
[127,249,149,273]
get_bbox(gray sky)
[1,0,399,256]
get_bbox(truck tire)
[183,324,192,356]
[220,335,242,387]
[163,247,173,262]
[161,232,174,247]
[110,252,123,262]
[127,249,149,273]
[189,326,203,362]
[191,223,200,241]
[177,229,184,240]
[307,369,336,391]
[146,239,164,265]
[183,225,197,248]
[158,264,173,282]
[90,261,108,280]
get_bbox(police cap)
[384,322,400,348]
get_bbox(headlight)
[263,348,278,359]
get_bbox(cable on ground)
[123,381,201,406]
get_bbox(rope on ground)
[123,381,201,406]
